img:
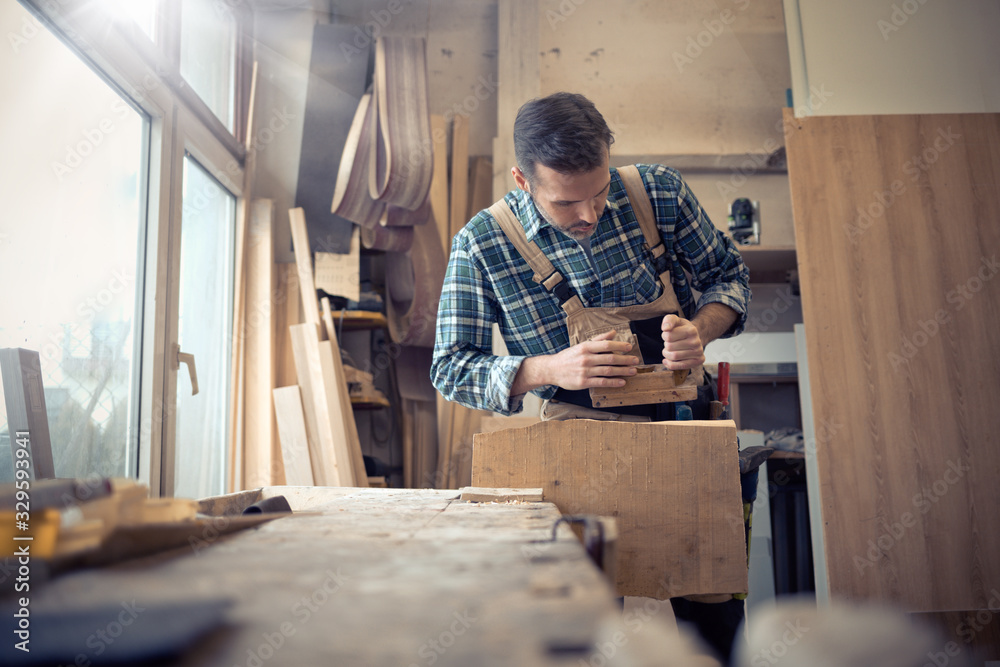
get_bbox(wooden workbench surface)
[22,488,619,666]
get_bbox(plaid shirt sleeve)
[645,164,751,337]
[431,229,529,416]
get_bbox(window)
[2,0,248,496]
[0,1,147,482]
[180,0,238,132]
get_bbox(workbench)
[8,487,626,666]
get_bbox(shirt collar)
[505,168,625,243]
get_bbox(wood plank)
[317,340,360,487]
[0,348,55,479]
[494,0,539,200]
[288,207,321,326]
[449,113,469,240]
[272,386,315,487]
[589,369,698,408]
[459,487,543,503]
[244,199,276,488]
[472,420,747,598]
[784,111,1000,611]
[468,155,494,220]
[227,61,259,493]
[289,323,347,486]
[321,297,368,487]
[429,114,451,257]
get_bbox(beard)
[529,194,598,241]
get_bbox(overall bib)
[488,165,711,421]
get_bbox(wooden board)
[0,348,55,479]
[468,155,494,220]
[289,323,348,486]
[472,419,746,598]
[317,340,361,487]
[288,207,321,326]
[449,113,469,239]
[272,386,315,487]
[321,298,368,487]
[589,369,698,408]
[244,199,276,488]
[494,0,539,200]
[784,111,1000,611]
[429,114,451,257]
[459,487,543,503]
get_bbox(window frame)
[20,0,249,496]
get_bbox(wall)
[784,0,1000,116]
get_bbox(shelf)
[736,245,797,283]
[351,394,391,410]
[329,310,388,331]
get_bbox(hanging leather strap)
[616,165,669,274]
[488,199,579,307]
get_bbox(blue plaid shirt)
[431,164,750,415]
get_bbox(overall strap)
[488,199,577,306]
[616,165,669,274]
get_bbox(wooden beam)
[449,113,469,240]
[429,114,450,258]
[0,348,55,479]
[244,199,276,488]
[272,386,315,486]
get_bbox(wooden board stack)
[270,208,368,488]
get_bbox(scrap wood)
[459,487,543,503]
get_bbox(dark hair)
[513,92,614,186]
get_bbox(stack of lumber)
[270,208,369,488]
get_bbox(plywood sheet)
[784,111,1000,611]
[472,420,746,598]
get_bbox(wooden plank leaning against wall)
[784,111,1000,618]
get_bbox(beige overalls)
[488,165,706,421]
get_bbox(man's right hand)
[511,330,639,395]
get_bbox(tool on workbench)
[709,361,730,419]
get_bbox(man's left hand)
[661,314,705,370]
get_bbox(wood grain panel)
[472,420,746,598]
[784,110,1000,611]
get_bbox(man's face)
[515,156,611,241]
